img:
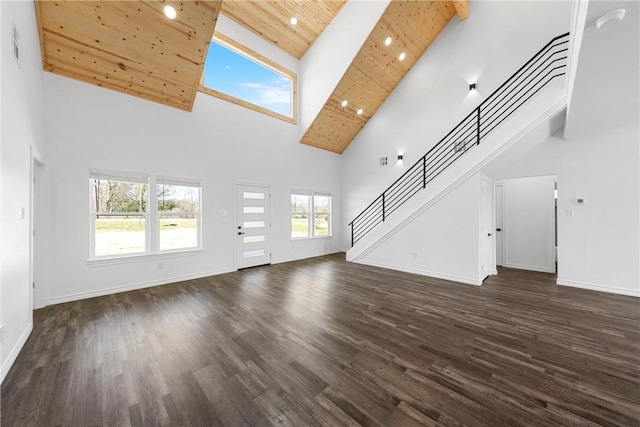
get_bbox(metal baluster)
[423,156,426,189]
[382,194,386,222]
[476,106,481,145]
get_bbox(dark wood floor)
[2,253,639,426]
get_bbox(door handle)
[238,231,246,235]
[487,233,492,237]
[496,228,502,231]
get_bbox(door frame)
[494,183,504,270]
[497,175,557,274]
[480,175,494,281]
[29,149,45,310]
[234,181,272,270]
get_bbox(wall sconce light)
[469,83,477,91]
[397,154,404,161]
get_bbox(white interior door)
[480,178,492,280]
[495,184,504,267]
[236,184,271,269]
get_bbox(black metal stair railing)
[349,32,569,247]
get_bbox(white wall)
[299,0,390,137]
[1,0,45,382]
[489,125,639,296]
[341,1,572,249]
[496,175,556,273]
[42,69,344,304]
[358,173,482,285]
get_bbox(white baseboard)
[353,259,482,286]
[272,250,343,265]
[1,322,33,384]
[556,279,640,297]
[45,268,236,306]
[46,251,345,307]
[503,262,555,273]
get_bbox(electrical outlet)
[1,324,5,346]
[157,262,163,269]
[412,252,418,259]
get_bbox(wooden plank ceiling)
[35,0,222,111]
[300,1,467,154]
[220,0,347,59]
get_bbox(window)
[314,194,331,237]
[291,193,310,238]
[157,179,201,251]
[291,191,332,239]
[200,33,297,123]
[90,171,149,258]
[90,171,202,260]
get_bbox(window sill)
[87,248,204,267]
[198,86,297,125]
[291,235,333,242]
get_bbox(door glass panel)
[244,249,265,258]
[243,192,265,200]
[243,235,265,244]
[243,206,265,214]
[243,221,265,228]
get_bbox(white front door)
[495,184,504,266]
[236,184,271,269]
[480,178,493,280]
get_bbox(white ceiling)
[565,0,639,139]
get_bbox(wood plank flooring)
[2,253,639,426]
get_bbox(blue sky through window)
[203,41,292,117]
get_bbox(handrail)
[349,33,569,247]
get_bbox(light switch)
[566,209,574,217]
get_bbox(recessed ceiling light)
[290,17,298,25]
[164,5,177,19]
[357,108,363,115]
[341,100,348,107]
[399,52,406,61]
[384,37,392,46]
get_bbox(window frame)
[291,190,332,240]
[156,176,202,253]
[89,170,204,262]
[89,170,150,260]
[199,32,298,124]
[312,192,332,238]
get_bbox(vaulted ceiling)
[35,0,467,153]
[301,0,468,153]
[220,0,347,59]
[35,1,223,111]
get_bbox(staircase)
[348,33,569,251]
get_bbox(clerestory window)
[200,33,297,123]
